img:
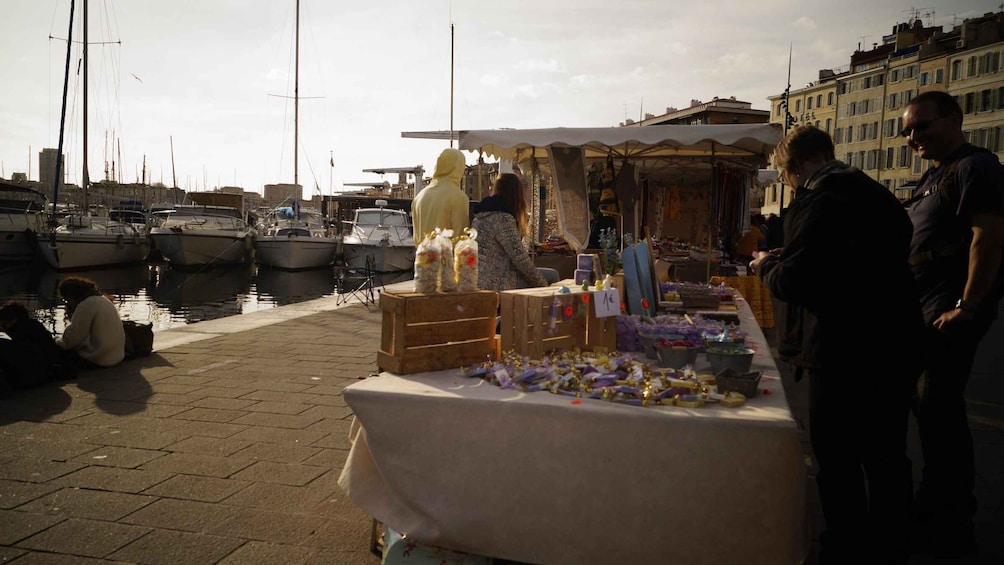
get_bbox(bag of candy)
[414,231,440,293]
[454,227,479,291]
[436,228,457,292]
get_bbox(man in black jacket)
[902,90,1004,558]
[750,125,925,565]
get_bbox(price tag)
[593,289,619,318]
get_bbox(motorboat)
[340,199,415,273]
[147,203,255,269]
[36,213,149,270]
[254,204,340,270]
[0,182,48,263]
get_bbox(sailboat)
[37,0,149,271]
[254,0,340,270]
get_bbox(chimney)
[690,99,702,107]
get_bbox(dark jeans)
[0,340,52,390]
[807,366,915,564]
[913,314,994,528]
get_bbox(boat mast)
[294,0,299,218]
[52,0,76,217]
[170,135,177,191]
[82,0,90,213]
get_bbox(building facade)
[763,10,1004,216]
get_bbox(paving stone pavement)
[0,286,1001,564]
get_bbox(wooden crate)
[377,290,499,374]
[499,287,617,359]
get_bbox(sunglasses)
[900,116,944,138]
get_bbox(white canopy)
[458,123,782,164]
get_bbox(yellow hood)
[428,148,466,188]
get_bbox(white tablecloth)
[339,299,808,565]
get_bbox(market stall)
[338,297,807,565]
[457,124,782,263]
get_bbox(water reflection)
[149,264,255,324]
[0,260,413,335]
[256,265,337,306]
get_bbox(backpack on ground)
[122,320,154,359]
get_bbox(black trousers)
[807,365,915,564]
[0,340,53,390]
[913,313,994,528]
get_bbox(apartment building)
[763,10,1004,215]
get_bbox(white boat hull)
[255,234,339,270]
[149,228,253,268]
[37,231,149,270]
[342,243,415,273]
[0,228,43,263]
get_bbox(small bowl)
[705,347,755,374]
[655,343,700,368]
[639,332,684,359]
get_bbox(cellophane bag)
[436,228,457,292]
[454,227,479,292]
[414,231,440,293]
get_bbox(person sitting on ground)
[57,276,125,369]
[0,301,66,396]
[472,173,549,291]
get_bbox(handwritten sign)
[594,289,619,318]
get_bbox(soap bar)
[574,269,594,286]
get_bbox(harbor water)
[0,260,412,336]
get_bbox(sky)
[0,0,999,196]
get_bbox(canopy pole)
[708,142,717,281]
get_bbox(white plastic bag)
[454,227,479,292]
[436,228,457,292]
[414,231,440,293]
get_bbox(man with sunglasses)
[902,90,1004,558]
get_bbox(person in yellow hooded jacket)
[411,148,470,245]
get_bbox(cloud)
[794,16,817,30]
[480,74,507,88]
[515,59,566,73]
[514,84,540,98]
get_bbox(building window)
[981,89,992,112]
[968,56,978,77]
[875,74,885,86]
[891,69,901,82]
[886,147,894,169]
[826,118,832,133]
[898,145,910,167]
[952,60,963,80]
[913,155,923,174]
[935,68,944,83]
[866,150,878,170]
[834,127,844,144]
[816,94,823,107]
[869,121,879,140]
[965,92,975,113]
[920,72,930,86]
[999,87,1004,109]
[988,52,1001,73]
[807,97,814,110]
[884,118,897,137]
[795,99,802,112]
[827,92,834,105]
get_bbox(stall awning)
[457,123,782,163]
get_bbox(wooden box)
[377,290,499,374]
[498,287,617,359]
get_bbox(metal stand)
[336,254,379,306]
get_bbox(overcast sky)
[0,0,997,195]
